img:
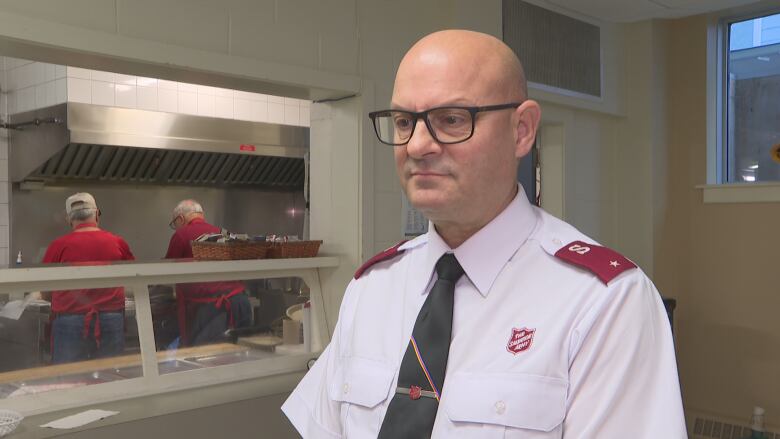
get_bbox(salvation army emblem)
[409,385,422,400]
[506,327,536,354]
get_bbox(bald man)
[283,30,686,438]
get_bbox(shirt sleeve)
[282,281,360,438]
[120,238,135,261]
[562,273,687,438]
[165,233,184,259]
[42,241,61,264]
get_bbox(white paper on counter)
[40,409,119,429]
[0,299,28,320]
[0,293,45,320]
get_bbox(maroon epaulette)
[554,240,637,285]
[354,240,408,279]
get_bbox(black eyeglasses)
[169,215,183,230]
[368,102,522,146]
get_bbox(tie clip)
[396,385,437,400]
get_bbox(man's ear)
[513,100,541,159]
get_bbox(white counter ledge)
[0,256,340,423]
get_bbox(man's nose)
[405,118,441,159]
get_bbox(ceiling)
[538,0,762,23]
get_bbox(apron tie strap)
[83,307,101,348]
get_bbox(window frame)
[703,5,780,202]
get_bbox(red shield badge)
[506,327,536,354]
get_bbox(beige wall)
[657,14,780,424]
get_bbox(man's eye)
[436,112,467,126]
[394,117,413,129]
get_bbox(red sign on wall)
[240,144,256,152]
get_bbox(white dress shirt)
[282,189,687,438]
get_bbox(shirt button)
[495,401,506,415]
[342,383,350,394]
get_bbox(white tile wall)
[137,77,157,87]
[2,57,311,128]
[158,79,177,90]
[67,77,91,103]
[234,98,252,120]
[268,102,285,123]
[55,78,67,103]
[197,93,215,117]
[158,88,178,112]
[115,84,137,108]
[178,91,197,115]
[253,100,267,122]
[1,59,9,266]
[215,96,233,119]
[137,85,157,111]
[91,81,115,106]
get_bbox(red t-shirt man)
[165,200,249,346]
[43,192,135,364]
[43,225,135,313]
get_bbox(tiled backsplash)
[1,57,311,127]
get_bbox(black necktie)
[378,253,465,439]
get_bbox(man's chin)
[406,192,450,215]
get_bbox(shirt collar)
[418,186,538,297]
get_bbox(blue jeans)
[190,293,252,346]
[51,312,124,364]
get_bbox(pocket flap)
[328,357,395,408]
[443,372,567,432]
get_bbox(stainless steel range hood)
[8,103,309,189]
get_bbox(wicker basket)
[266,240,323,259]
[191,241,271,260]
[0,409,23,437]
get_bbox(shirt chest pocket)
[328,357,395,438]
[442,372,567,439]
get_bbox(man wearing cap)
[164,199,251,346]
[42,193,135,364]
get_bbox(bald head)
[388,29,541,248]
[396,30,527,103]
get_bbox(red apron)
[49,222,116,350]
[176,286,245,346]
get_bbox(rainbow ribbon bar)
[410,335,440,402]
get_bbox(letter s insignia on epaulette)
[554,240,637,285]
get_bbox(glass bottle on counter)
[743,406,768,439]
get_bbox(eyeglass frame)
[168,215,184,230]
[368,102,523,146]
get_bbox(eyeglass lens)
[373,108,473,145]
